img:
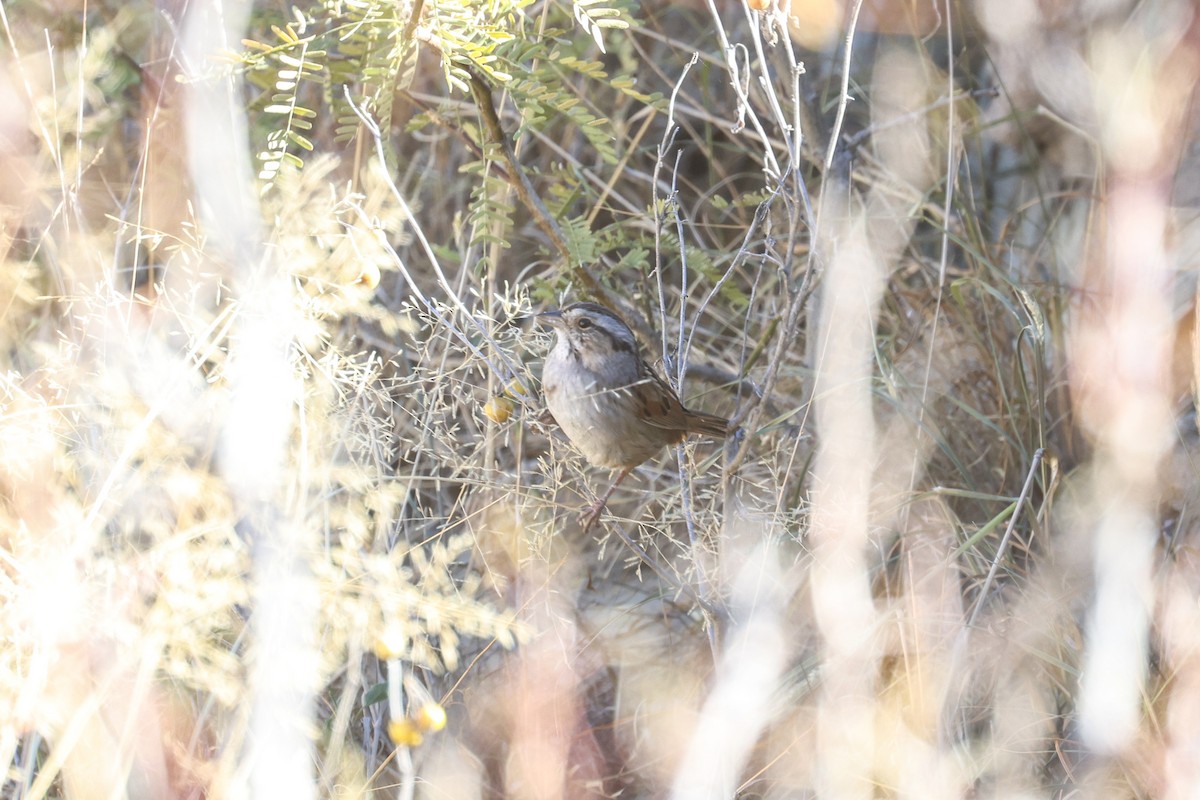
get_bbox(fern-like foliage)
[326,0,411,154]
[462,154,517,269]
[241,0,662,282]
[572,0,628,53]
[243,25,326,192]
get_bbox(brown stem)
[464,65,613,302]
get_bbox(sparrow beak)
[536,309,564,328]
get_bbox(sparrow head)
[537,302,640,369]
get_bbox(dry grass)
[2,0,1200,797]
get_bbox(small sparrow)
[538,302,728,530]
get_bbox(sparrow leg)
[580,466,633,534]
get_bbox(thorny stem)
[466,66,621,308]
[466,67,571,262]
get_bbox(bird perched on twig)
[538,302,728,532]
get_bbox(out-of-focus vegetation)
[2,0,1199,796]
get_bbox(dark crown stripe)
[597,327,637,355]
[565,302,639,355]
[563,301,624,319]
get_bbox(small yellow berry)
[505,380,530,398]
[388,719,423,747]
[373,624,406,660]
[414,702,447,732]
[355,262,381,290]
[483,396,515,424]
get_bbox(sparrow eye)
[576,318,593,330]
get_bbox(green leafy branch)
[244,25,326,190]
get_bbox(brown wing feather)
[682,408,729,438]
[633,363,728,439]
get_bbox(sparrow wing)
[632,362,727,438]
